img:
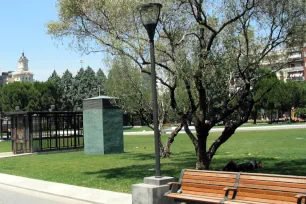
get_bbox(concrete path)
[0,152,33,159]
[0,173,132,204]
[0,184,92,204]
[124,124,306,135]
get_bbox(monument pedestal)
[132,176,177,204]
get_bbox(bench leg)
[297,198,305,204]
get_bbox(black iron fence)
[2,112,83,153]
[0,117,11,140]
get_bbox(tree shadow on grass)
[117,152,156,161]
[83,163,183,180]
[213,157,306,176]
[83,151,306,181]
[257,159,306,176]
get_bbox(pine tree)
[72,68,85,110]
[47,70,62,110]
[96,68,107,95]
[60,70,74,111]
[48,70,61,84]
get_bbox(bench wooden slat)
[232,196,296,204]
[182,183,233,190]
[182,186,224,194]
[240,174,306,184]
[167,193,222,204]
[183,175,236,183]
[182,186,225,195]
[239,183,306,193]
[225,198,294,204]
[237,187,297,199]
[181,190,226,198]
[235,191,297,202]
[183,179,236,186]
[241,172,306,179]
[240,179,306,189]
[186,169,237,175]
[184,171,237,178]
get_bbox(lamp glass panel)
[140,4,160,26]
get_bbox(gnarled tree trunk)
[161,122,183,158]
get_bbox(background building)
[261,46,306,82]
[0,52,34,85]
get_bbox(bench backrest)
[236,172,306,203]
[180,169,238,198]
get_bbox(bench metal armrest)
[223,187,238,200]
[168,182,181,190]
[296,194,306,204]
[165,182,182,195]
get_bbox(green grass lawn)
[125,122,306,132]
[123,126,153,132]
[0,141,11,152]
[0,129,305,193]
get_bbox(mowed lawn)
[0,141,11,152]
[0,129,305,193]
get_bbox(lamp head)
[137,3,162,41]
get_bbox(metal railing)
[2,112,83,153]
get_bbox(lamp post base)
[132,176,176,204]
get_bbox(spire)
[22,50,24,57]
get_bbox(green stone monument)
[83,96,123,154]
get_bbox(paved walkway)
[0,173,132,204]
[0,184,92,204]
[124,124,306,135]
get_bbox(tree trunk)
[253,108,257,124]
[161,122,183,158]
[195,123,210,170]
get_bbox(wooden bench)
[224,172,306,204]
[165,169,306,204]
[165,169,239,203]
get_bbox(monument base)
[132,176,177,204]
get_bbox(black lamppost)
[137,3,163,177]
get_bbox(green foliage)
[255,79,306,113]
[72,66,100,110]
[47,70,63,110]
[0,67,107,112]
[0,82,40,111]
[60,69,74,111]
[105,56,152,116]
[96,68,107,95]
[34,82,59,111]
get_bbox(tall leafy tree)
[72,66,98,110]
[72,68,85,110]
[60,70,74,111]
[47,70,62,110]
[96,68,107,95]
[0,82,40,111]
[47,0,306,169]
[48,70,61,84]
[33,82,56,111]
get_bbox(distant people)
[223,160,263,172]
[7,128,11,139]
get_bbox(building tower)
[18,52,29,71]
[12,52,34,82]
